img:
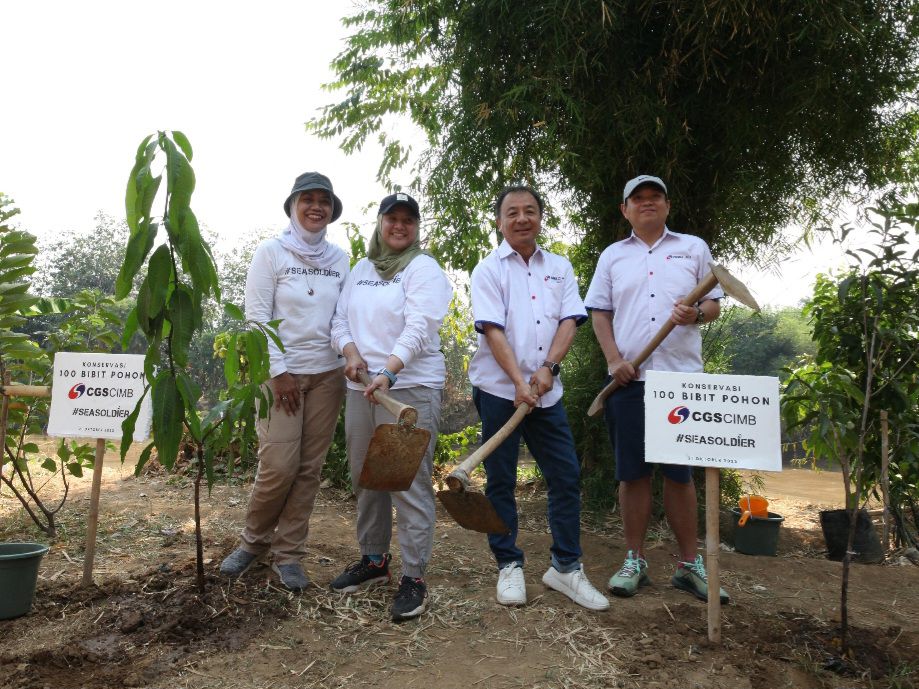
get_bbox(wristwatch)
[378,368,398,386]
[541,360,561,376]
[695,306,705,324]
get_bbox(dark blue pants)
[603,380,691,483]
[473,388,582,573]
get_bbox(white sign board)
[47,353,152,441]
[644,370,781,471]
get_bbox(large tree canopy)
[311,1,919,271]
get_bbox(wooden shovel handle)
[446,385,537,492]
[586,271,719,417]
[357,370,418,426]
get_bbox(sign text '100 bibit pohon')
[644,370,781,472]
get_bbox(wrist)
[695,305,705,324]
[540,359,560,376]
[377,368,398,386]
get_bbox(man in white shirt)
[468,185,609,612]
[584,175,728,604]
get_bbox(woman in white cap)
[330,192,452,621]
[220,172,349,591]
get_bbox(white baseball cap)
[622,175,667,202]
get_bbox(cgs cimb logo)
[668,406,690,424]
[667,406,757,426]
[66,382,135,400]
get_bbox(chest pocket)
[541,276,566,321]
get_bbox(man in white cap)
[584,175,729,604]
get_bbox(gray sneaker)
[671,555,729,604]
[608,550,650,597]
[219,547,260,577]
[272,562,311,592]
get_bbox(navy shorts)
[603,380,692,484]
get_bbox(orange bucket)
[737,495,768,527]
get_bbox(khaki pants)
[240,367,345,564]
[345,386,441,578]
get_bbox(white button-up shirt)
[469,240,587,407]
[584,227,722,379]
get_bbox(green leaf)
[145,244,173,318]
[41,457,57,472]
[167,285,196,367]
[176,371,202,441]
[162,135,195,224]
[120,385,150,460]
[133,442,155,477]
[67,462,83,478]
[172,130,194,160]
[121,307,140,349]
[21,442,39,454]
[245,330,267,382]
[116,221,156,299]
[151,372,184,470]
[224,333,240,386]
[223,302,244,321]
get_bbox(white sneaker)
[542,565,610,611]
[496,563,527,606]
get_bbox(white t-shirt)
[245,238,349,377]
[584,227,722,379]
[468,241,587,407]
[331,255,452,390]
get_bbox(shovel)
[356,371,432,492]
[437,386,538,534]
[586,263,760,417]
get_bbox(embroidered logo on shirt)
[666,254,692,260]
[283,267,341,278]
[544,275,565,283]
[356,275,403,287]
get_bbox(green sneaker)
[671,555,730,604]
[608,550,650,597]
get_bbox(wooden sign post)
[46,352,151,586]
[644,370,783,644]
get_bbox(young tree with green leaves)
[117,131,280,593]
[782,200,919,652]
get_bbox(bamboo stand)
[705,467,722,643]
[82,438,106,586]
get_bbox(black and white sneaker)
[330,554,392,593]
[390,576,428,622]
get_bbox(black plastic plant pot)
[0,542,50,619]
[819,508,884,564]
[731,507,784,556]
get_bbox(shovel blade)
[358,423,431,492]
[437,489,510,534]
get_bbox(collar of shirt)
[624,225,674,251]
[497,238,545,263]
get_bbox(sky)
[0,1,887,308]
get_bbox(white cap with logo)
[622,175,667,202]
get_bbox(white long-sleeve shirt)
[245,238,349,377]
[332,255,452,390]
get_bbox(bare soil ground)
[1,442,917,689]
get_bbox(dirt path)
[1,443,917,689]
